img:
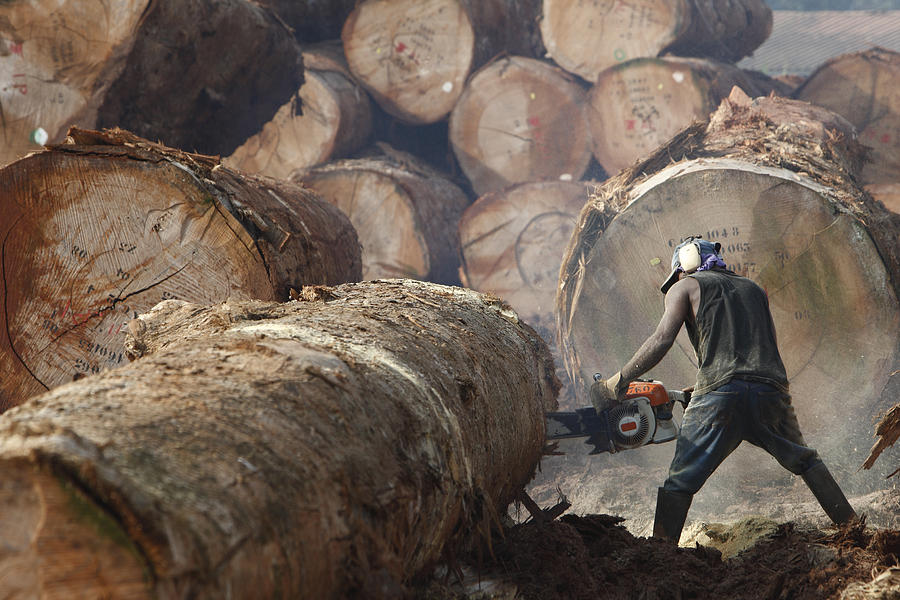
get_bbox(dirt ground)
[418,441,900,599]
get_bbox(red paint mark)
[527,116,541,128]
[395,42,407,53]
[60,300,71,320]
[880,133,891,144]
[625,119,636,130]
[9,42,22,56]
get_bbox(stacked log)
[557,91,900,445]
[293,145,470,284]
[458,180,593,407]
[587,56,791,176]
[0,0,303,167]
[0,280,559,599]
[449,56,593,196]
[341,0,543,126]
[793,48,900,198]
[0,127,361,410]
[0,1,149,166]
[224,41,373,179]
[540,0,772,83]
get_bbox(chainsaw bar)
[545,407,616,454]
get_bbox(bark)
[0,280,560,599]
[793,48,900,187]
[224,41,373,179]
[449,56,593,196]
[0,0,150,167]
[557,93,900,450]
[539,0,772,83]
[587,56,789,176]
[292,144,471,284]
[252,0,359,43]
[95,0,303,158]
[459,180,593,409]
[0,127,361,410]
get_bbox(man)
[593,236,857,543]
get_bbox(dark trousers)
[663,378,821,495]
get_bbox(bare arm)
[618,277,696,387]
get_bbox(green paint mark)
[614,48,627,62]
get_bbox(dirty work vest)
[684,270,789,395]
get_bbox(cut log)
[0,280,560,598]
[794,48,900,187]
[458,180,593,409]
[224,41,373,179]
[449,56,593,196]
[558,93,900,449]
[587,57,788,176]
[0,0,150,167]
[95,0,303,157]
[0,127,361,410]
[540,0,772,83]
[341,0,544,125]
[292,144,470,284]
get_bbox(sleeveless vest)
[684,270,789,395]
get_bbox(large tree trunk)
[224,41,373,179]
[449,56,593,196]
[587,57,790,176]
[95,0,303,158]
[793,48,900,187]
[558,92,900,456]
[341,0,543,125]
[458,180,592,408]
[293,145,470,284]
[0,127,361,410]
[0,0,150,167]
[252,0,360,43]
[0,280,559,599]
[539,0,772,83]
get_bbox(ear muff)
[678,242,702,273]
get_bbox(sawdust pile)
[423,515,900,599]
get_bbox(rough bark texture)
[293,144,471,284]
[0,280,559,599]
[225,41,373,179]
[95,0,303,158]
[449,56,593,196]
[539,0,772,83]
[0,127,361,410]
[793,47,900,187]
[557,93,900,454]
[588,57,791,176]
[0,0,150,167]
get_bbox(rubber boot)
[801,462,857,525]
[653,487,693,543]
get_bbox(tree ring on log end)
[560,159,899,450]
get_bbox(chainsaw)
[546,376,689,455]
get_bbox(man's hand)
[591,371,626,413]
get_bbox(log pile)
[0,127,361,410]
[0,280,559,599]
[557,91,900,449]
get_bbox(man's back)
[685,269,788,394]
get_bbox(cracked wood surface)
[0,280,559,599]
[0,127,361,409]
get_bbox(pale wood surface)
[449,56,592,196]
[225,42,373,179]
[0,128,361,409]
[0,281,559,598]
[0,0,149,167]
[342,0,475,124]
[794,48,900,186]
[293,146,470,284]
